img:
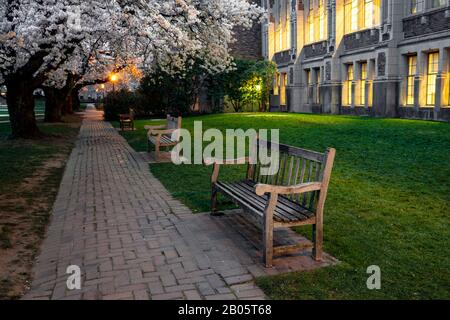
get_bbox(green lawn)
[0,119,80,299]
[115,113,450,300]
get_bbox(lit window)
[410,0,424,14]
[315,69,321,104]
[448,60,450,106]
[360,62,367,106]
[307,0,327,43]
[343,64,354,106]
[431,0,445,8]
[348,65,354,105]
[345,0,380,33]
[308,13,314,43]
[351,0,358,32]
[274,74,280,96]
[306,69,312,102]
[344,0,352,34]
[319,1,326,40]
[280,73,287,106]
[426,52,439,106]
[364,0,373,28]
[406,55,417,105]
[274,0,292,52]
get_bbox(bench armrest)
[145,125,166,131]
[148,128,177,137]
[204,157,250,166]
[255,182,322,196]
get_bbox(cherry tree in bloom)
[0,0,263,138]
[0,0,123,137]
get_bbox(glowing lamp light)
[110,73,119,83]
[255,84,262,92]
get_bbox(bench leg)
[211,186,219,215]
[313,222,323,261]
[155,141,161,162]
[263,193,278,268]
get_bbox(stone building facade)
[230,24,263,61]
[262,0,450,121]
[230,0,263,60]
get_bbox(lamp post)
[110,73,118,93]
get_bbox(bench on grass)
[145,115,182,162]
[205,140,336,268]
[119,108,135,131]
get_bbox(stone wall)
[229,0,262,61]
[230,23,262,61]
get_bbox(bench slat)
[238,183,311,222]
[215,182,265,220]
[217,182,287,222]
[216,181,314,223]
[228,182,299,222]
[149,135,177,146]
[259,139,325,163]
[241,181,315,219]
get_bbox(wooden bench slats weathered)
[216,180,315,223]
[148,134,175,145]
[207,139,336,268]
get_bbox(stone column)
[413,75,422,112]
[291,0,297,52]
[328,0,336,50]
[417,51,428,109]
[351,62,357,109]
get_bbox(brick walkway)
[24,113,268,300]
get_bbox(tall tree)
[0,0,123,137]
[0,0,263,138]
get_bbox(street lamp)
[110,73,119,92]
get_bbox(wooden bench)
[119,108,135,131]
[206,140,336,268]
[145,115,182,162]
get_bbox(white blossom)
[0,0,264,87]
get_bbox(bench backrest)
[167,115,182,130]
[248,140,335,212]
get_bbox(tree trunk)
[43,87,63,122]
[70,90,81,112]
[6,80,41,139]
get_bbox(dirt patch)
[0,118,81,300]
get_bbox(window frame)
[426,52,439,106]
[342,64,354,106]
[359,62,368,106]
[406,55,417,106]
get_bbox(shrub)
[103,89,143,121]
[138,66,201,116]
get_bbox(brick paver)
[23,112,267,300]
